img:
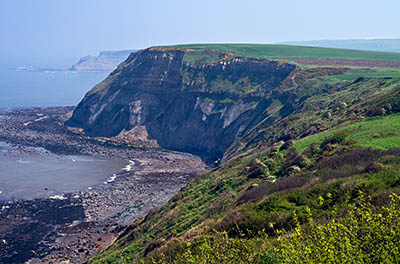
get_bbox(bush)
[320,130,349,150]
[362,162,383,174]
[144,193,400,264]
[281,151,310,175]
[148,231,270,264]
[276,193,400,264]
[316,148,382,170]
[279,140,294,151]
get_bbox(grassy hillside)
[295,114,400,151]
[91,111,400,263]
[89,45,400,263]
[162,43,400,62]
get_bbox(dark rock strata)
[67,48,297,164]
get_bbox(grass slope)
[161,43,400,61]
[295,114,400,151]
[89,45,400,263]
[91,111,400,263]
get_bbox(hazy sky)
[1,0,399,60]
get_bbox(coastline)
[0,141,130,201]
[0,107,208,263]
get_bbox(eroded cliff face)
[67,48,297,164]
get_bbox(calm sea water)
[0,59,109,108]
[0,142,129,200]
[0,59,125,200]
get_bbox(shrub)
[320,130,349,149]
[147,231,270,264]
[279,140,294,151]
[241,159,268,179]
[281,151,310,175]
[276,193,400,264]
[234,173,313,206]
[144,193,400,264]
[316,148,382,170]
[362,162,383,174]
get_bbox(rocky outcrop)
[67,48,297,164]
[70,50,137,72]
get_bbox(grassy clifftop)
[89,44,400,263]
[161,43,400,61]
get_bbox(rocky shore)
[0,107,208,263]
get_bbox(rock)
[322,111,332,119]
[70,50,136,72]
[66,48,296,165]
[0,107,208,264]
[287,165,301,176]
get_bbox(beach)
[0,107,208,263]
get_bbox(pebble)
[0,106,208,264]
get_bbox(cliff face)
[67,48,296,163]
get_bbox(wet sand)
[0,141,129,200]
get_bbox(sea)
[0,58,108,108]
[0,58,128,200]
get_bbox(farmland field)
[284,58,400,68]
[162,43,400,62]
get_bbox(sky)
[1,0,399,61]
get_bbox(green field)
[161,43,400,61]
[281,38,400,53]
[333,68,400,80]
[295,114,400,152]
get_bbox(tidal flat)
[0,141,128,200]
[0,107,208,263]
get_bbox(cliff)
[66,44,400,263]
[66,48,296,164]
[70,50,136,72]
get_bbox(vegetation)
[295,114,400,151]
[161,43,400,62]
[181,48,236,65]
[276,193,400,263]
[141,193,400,264]
[89,45,400,263]
[91,113,400,263]
[332,67,400,80]
[281,38,400,53]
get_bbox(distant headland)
[15,49,137,73]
